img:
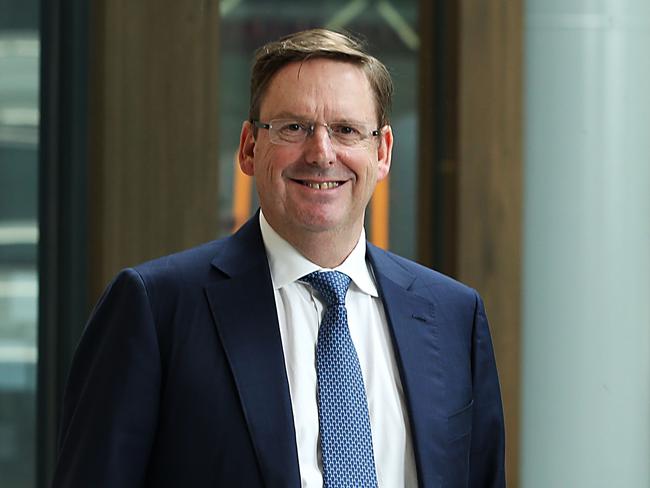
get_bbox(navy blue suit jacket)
[53,215,505,487]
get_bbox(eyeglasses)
[251,118,382,147]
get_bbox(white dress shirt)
[259,212,418,488]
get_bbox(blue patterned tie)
[302,271,378,488]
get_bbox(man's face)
[238,58,393,246]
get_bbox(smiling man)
[53,29,505,488]
[239,55,392,267]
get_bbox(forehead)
[259,59,376,121]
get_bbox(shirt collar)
[259,211,378,297]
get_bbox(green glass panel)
[0,2,39,487]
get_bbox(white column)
[522,1,650,487]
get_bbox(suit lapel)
[202,220,447,487]
[204,216,300,488]
[367,245,446,488]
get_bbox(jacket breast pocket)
[446,400,473,487]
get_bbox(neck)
[289,229,361,269]
[263,215,363,268]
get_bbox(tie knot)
[302,271,351,306]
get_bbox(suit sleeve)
[469,291,506,487]
[52,268,161,488]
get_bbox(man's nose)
[303,125,336,165]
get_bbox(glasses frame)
[250,118,382,147]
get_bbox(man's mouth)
[296,180,342,190]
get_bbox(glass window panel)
[218,0,419,259]
[0,1,39,487]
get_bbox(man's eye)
[332,125,360,136]
[276,122,308,135]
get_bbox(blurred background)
[0,0,648,486]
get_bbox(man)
[53,29,505,487]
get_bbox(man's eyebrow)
[329,118,367,125]
[267,111,304,120]
[267,112,368,125]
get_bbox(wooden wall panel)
[88,0,220,301]
[457,2,523,486]
[417,1,459,274]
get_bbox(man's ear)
[238,121,255,176]
[376,125,393,181]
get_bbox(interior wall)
[419,1,524,485]
[88,0,220,302]
[521,1,650,485]
[457,2,524,485]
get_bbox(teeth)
[304,181,340,190]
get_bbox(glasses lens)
[329,123,367,146]
[271,119,308,144]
